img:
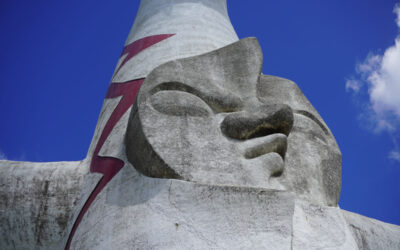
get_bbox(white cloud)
[395,3,400,28]
[0,150,7,160]
[347,4,400,132]
[389,150,400,162]
[345,78,362,93]
[347,3,400,164]
[367,40,400,118]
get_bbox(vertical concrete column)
[113,0,239,82]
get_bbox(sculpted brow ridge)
[294,109,329,136]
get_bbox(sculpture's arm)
[342,209,400,249]
[0,160,85,249]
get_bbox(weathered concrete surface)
[68,164,400,249]
[70,164,295,249]
[343,209,400,249]
[127,37,340,206]
[293,200,359,249]
[0,160,101,249]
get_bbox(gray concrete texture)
[0,159,102,249]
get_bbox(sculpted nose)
[220,104,294,140]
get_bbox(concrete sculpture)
[127,37,341,208]
[1,0,399,249]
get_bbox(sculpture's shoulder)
[0,160,92,249]
[341,209,400,250]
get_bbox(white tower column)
[113,0,239,82]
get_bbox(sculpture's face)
[126,38,341,206]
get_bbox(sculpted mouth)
[239,133,288,159]
[219,103,292,166]
[239,133,287,178]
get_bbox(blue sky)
[1,0,399,225]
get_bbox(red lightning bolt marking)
[114,34,174,77]
[65,34,174,249]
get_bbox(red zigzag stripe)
[65,34,174,249]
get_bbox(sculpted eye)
[150,90,212,117]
